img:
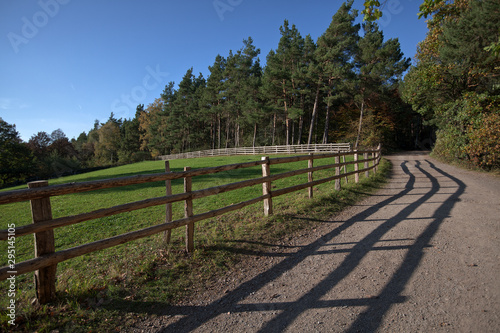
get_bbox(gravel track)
[131,152,500,332]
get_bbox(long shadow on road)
[345,161,466,332]
[150,159,466,332]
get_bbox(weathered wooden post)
[164,161,172,244]
[308,153,314,198]
[342,155,348,184]
[335,154,341,191]
[371,151,375,173]
[364,152,369,178]
[354,151,359,183]
[28,181,56,304]
[371,149,376,174]
[184,167,194,253]
[261,156,273,216]
[376,143,381,172]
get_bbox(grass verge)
[1,155,391,332]
[428,151,500,177]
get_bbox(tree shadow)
[102,158,466,332]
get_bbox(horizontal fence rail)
[156,143,352,161]
[0,144,381,304]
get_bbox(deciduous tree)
[0,118,35,185]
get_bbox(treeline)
[110,1,415,158]
[401,0,500,169]
[1,1,425,186]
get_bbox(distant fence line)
[157,143,352,160]
[0,144,380,305]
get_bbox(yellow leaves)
[465,112,500,168]
[138,98,165,152]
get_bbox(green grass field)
[0,154,390,332]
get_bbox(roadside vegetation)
[400,0,499,170]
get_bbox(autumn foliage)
[466,109,500,169]
[401,0,500,169]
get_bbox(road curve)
[133,152,500,332]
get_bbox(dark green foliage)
[263,20,306,145]
[439,0,499,93]
[353,21,410,148]
[0,118,35,185]
[203,54,227,149]
[402,0,500,168]
[316,0,360,144]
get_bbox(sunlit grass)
[0,154,389,332]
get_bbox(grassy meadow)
[0,154,390,332]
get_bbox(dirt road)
[133,152,500,332]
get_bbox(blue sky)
[0,0,428,141]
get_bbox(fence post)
[184,167,194,253]
[28,181,56,304]
[376,143,381,172]
[164,161,172,244]
[354,151,359,183]
[364,152,369,178]
[308,153,314,198]
[261,156,273,216]
[342,155,348,184]
[371,150,376,173]
[335,155,341,191]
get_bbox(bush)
[465,112,500,169]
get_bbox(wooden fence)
[0,145,381,304]
[157,143,352,160]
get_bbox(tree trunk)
[307,83,321,146]
[252,122,257,147]
[286,118,290,146]
[272,113,277,145]
[235,121,240,148]
[218,114,221,149]
[283,80,290,146]
[225,118,230,148]
[211,115,215,149]
[355,99,365,149]
[297,115,303,145]
[322,100,331,144]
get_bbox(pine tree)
[294,34,317,144]
[315,0,360,144]
[118,113,142,163]
[203,55,227,149]
[263,21,305,145]
[238,37,263,147]
[222,38,262,147]
[353,21,410,148]
[165,69,207,152]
